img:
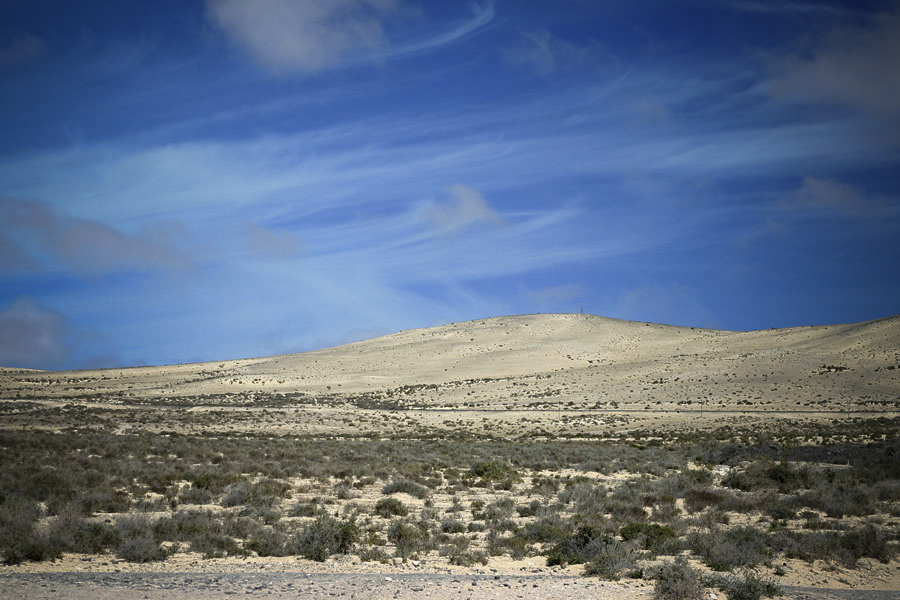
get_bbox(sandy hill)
[2,313,899,421]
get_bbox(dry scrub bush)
[290,516,358,561]
[651,557,704,600]
[382,479,429,499]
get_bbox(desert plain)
[1,313,899,599]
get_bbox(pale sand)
[3,313,898,438]
[2,313,899,599]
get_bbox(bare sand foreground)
[2,313,900,599]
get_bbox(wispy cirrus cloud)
[4,0,899,367]
[767,10,900,118]
[503,28,599,76]
[206,0,495,74]
[423,184,503,233]
[792,176,870,216]
[206,0,397,74]
[383,2,495,60]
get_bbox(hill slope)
[2,313,898,420]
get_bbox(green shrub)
[189,470,242,495]
[620,522,679,554]
[545,524,611,566]
[722,470,754,491]
[467,461,521,488]
[70,488,131,514]
[244,526,288,557]
[486,529,529,559]
[151,510,244,559]
[117,514,156,539]
[221,481,252,507]
[291,516,358,561]
[483,497,516,522]
[652,557,705,600]
[374,497,408,518]
[687,526,770,571]
[387,519,431,559]
[190,531,244,558]
[765,462,806,493]
[439,535,488,566]
[684,489,725,513]
[800,482,875,518]
[706,572,780,600]
[290,498,328,518]
[440,517,466,534]
[521,514,568,544]
[382,479,429,499]
[583,539,637,580]
[0,496,57,564]
[516,499,543,517]
[117,535,167,562]
[23,468,77,515]
[178,485,213,505]
[468,460,519,481]
[357,546,391,563]
[49,509,121,554]
[837,523,895,567]
[764,500,796,521]
[530,476,560,496]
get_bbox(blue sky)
[1,0,899,369]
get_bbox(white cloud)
[422,184,503,233]
[0,297,71,369]
[206,0,495,74]
[737,217,791,247]
[792,176,871,216]
[767,11,900,118]
[383,2,494,60]
[206,0,397,73]
[247,222,303,258]
[503,28,597,76]
[631,97,671,124]
[0,197,190,275]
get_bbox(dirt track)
[5,571,900,600]
[0,571,652,600]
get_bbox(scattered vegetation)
[0,410,896,600]
[652,556,705,600]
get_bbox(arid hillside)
[2,313,898,438]
[2,314,900,599]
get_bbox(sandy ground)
[2,553,899,599]
[0,554,655,599]
[3,313,898,440]
[2,313,899,599]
